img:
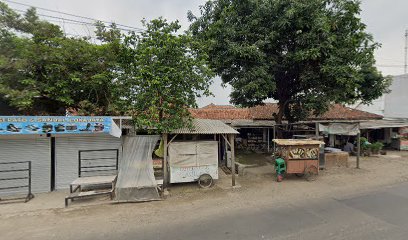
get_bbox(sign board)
[0,116,112,135]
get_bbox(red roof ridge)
[190,103,382,121]
[201,103,236,109]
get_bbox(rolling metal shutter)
[55,135,122,190]
[0,137,51,195]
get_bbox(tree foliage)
[117,18,214,132]
[0,2,121,115]
[189,0,391,123]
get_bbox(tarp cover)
[115,135,160,202]
[168,141,218,167]
[319,123,360,136]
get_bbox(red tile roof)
[190,105,251,120]
[310,104,383,120]
[190,103,382,121]
[201,103,236,109]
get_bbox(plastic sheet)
[319,123,360,136]
[115,135,160,202]
[154,138,164,158]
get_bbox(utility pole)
[405,30,408,74]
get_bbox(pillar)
[163,133,168,187]
[357,132,361,169]
[229,134,236,186]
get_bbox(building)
[353,74,408,118]
[190,103,383,151]
[0,116,122,198]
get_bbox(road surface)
[126,182,408,240]
[4,181,408,240]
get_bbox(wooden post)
[267,128,270,152]
[273,125,276,152]
[163,133,169,187]
[356,132,361,169]
[315,122,319,137]
[218,134,221,162]
[229,134,236,186]
[224,134,228,166]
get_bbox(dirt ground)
[236,150,272,166]
[1,151,408,239]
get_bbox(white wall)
[351,96,385,116]
[384,74,408,118]
[0,137,51,195]
[349,74,408,118]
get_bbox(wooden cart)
[273,139,324,181]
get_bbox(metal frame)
[78,149,119,177]
[0,161,34,202]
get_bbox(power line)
[45,19,92,27]
[3,0,145,32]
[11,8,142,33]
[64,33,98,40]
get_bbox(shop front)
[0,116,122,198]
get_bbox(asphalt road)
[4,181,408,240]
[118,182,408,240]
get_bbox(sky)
[3,0,408,107]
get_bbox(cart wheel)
[304,166,318,181]
[198,174,213,188]
[295,173,304,178]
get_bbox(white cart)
[168,141,218,188]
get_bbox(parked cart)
[273,139,324,181]
[168,141,218,188]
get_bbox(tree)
[0,3,122,115]
[188,0,391,123]
[117,18,214,132]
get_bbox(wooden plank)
[70,175,117,185]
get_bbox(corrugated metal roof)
[170,119,239,135]
[360,119,408,129]
[229,119,275,127]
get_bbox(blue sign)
[0,116,112,135]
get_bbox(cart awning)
[319,123,360,136]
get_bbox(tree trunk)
[275,104,285,124]
[274,99,289,124]
[274,100,288,139]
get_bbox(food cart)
[273,139,324,181]
[168,141,218,188]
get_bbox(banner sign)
[0,116,112,135]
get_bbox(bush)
[369,142,384,153]
[359,137,370,150]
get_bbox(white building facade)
[353,74,408,119]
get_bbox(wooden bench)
[65,189,113,207]
[156,179,164,193]
[65,175,117,207]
